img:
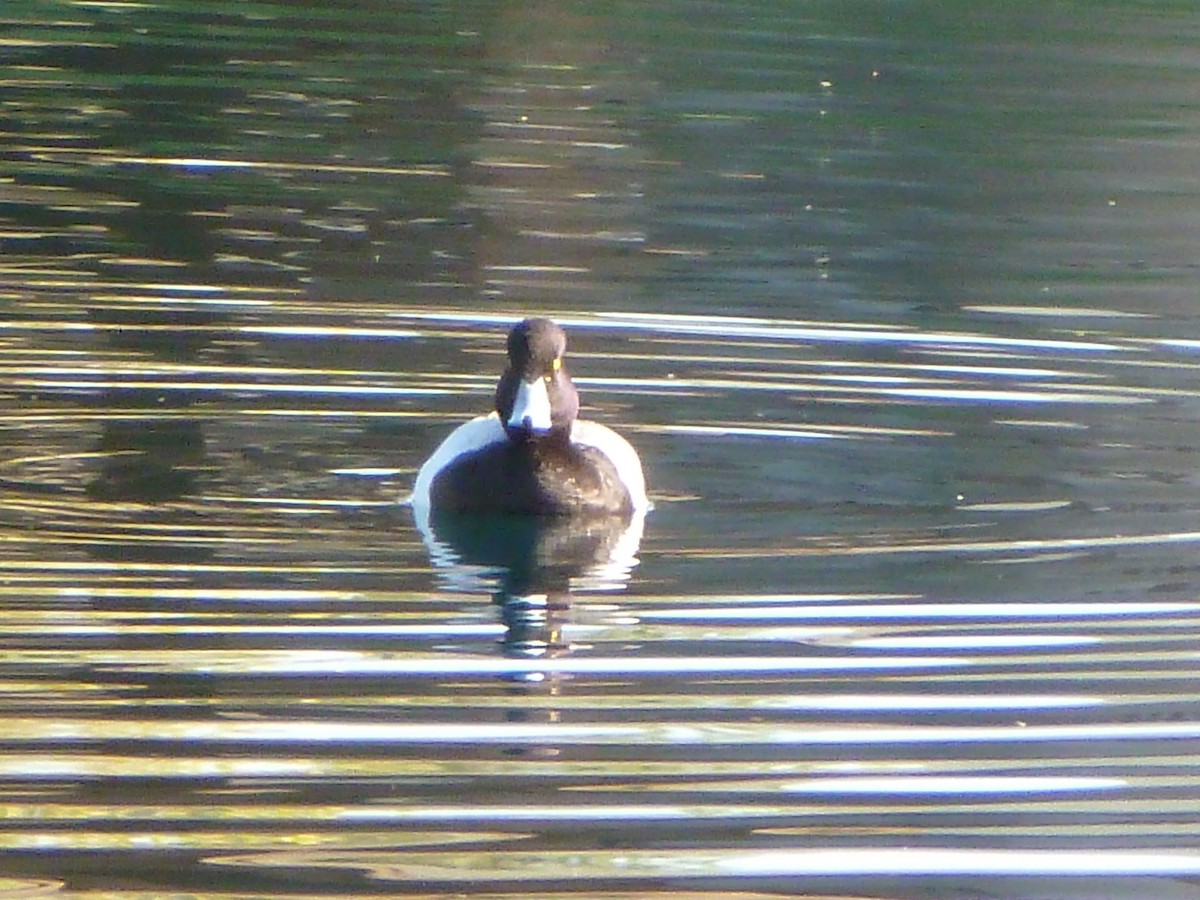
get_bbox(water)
[3,1,1200,897]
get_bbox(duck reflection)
[414,503,645,661]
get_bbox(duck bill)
[506,377,554,436]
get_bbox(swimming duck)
[410,318,648,516]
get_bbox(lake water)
[4,1,1200,897]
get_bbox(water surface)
[4,1,1200,897]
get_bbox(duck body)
[410,318,648,517]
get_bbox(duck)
[410,318,648,517]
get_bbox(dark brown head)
[495,318,580,441]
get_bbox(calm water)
[4,1,1200,897]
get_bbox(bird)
[410,317,648,516]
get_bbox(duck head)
[495,318,580,442]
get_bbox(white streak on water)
[26,717,1200,746]
[644,601,1199,621]
[720,847,1200,876]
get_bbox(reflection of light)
[644,600,1199,621]
[0,754,311,779]
[777,775,1125,794]
[763,694,1103,711]
[964,304,1153,319]
[96,624,508,638]
[241,325,419,338]
[721,847,1200,876]
[995,418,1089,428]
[108,155,450,177]
[849,635,1097,650]
[654,424,844,440]
[206,845,1200,880]
[956,499,1073,511]
[882,387,1146,404]
[600,312,1127,353]
[15,379,446,396]
[571,377,1144,406]
[343,804,735,822]
[628,774,1128,795]
[41,716,1200,746]
[17,362,402,377]
[643,593,918,604]
[387,310,1127,353]
[660,531,1200,560]
[484,265,590,273]
[269,653,964,677]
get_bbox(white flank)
[408,413,506,508]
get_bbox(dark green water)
[4,1,1200,897]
